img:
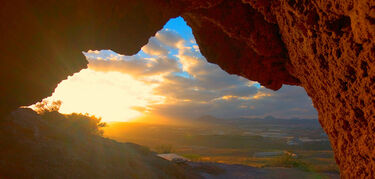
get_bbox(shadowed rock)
[0,108,198,178]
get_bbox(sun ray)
[43,69,164,122]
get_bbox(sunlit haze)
[43,69,164,122]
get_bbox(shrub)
[33,100,62,114]
[32,99,106,137]
[267,152,313,172]
[154,144,174,154]
[62,113,106,136]
[40,111,106,137]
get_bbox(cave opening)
[22,17,338,175]
[30,17,319,124]
[3,0,375,177]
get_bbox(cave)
[1,0,375,178]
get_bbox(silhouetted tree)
[33,100,62,114]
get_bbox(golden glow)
[219,92,272,101]
[221,95,236,100]
[251,92,272,99]
[45,69,164,122]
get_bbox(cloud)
[177,46,253,90]
[141,37,169,56]
[151,85,317,119]
[220,85,258,97]
[81,23,317,121]
[155,29,184,48]
[217,86,317,119]
[154,82,220,102]
[141,29,184,56]
[144,34,317,119]
[85,29,186,77]
[86,52,179,77]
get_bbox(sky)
[37,17,318,122]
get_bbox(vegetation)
[33,99,106,136]
[154,144,175,154]
[265,153,312,171]
[42,112,106,137]
[0,107,193,178]
[33,100,63,114]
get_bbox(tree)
[33,100,62,114]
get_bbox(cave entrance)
[30,17,338,175]
[35,17,318,123]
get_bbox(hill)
[0,108,198,178]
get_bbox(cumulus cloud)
[85,52,179,77]
[147,31,316,119]
[85,29,186,77]
[141,38,169,56]
[151,85,317,119]
[216,86,317,119]
[83,25,317,120]
[154,80,220,102]
[155,29,184,48]
[141,29,184,56]
[176,45,253,90]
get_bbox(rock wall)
[1,0,374,177]
[183,0,300,90]
[0,0,178,116]
[271,0,375,177]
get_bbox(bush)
[154,144,174,154]
[62,113,106,136]
[267,152,312,172]
[32,100,62,114]
[32,99,106,137]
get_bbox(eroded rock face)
[0,0,178,116]
[1,0,375,177]
[183,0,300,90]
[271,0,375,177]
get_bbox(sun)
[44,69,164,122]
